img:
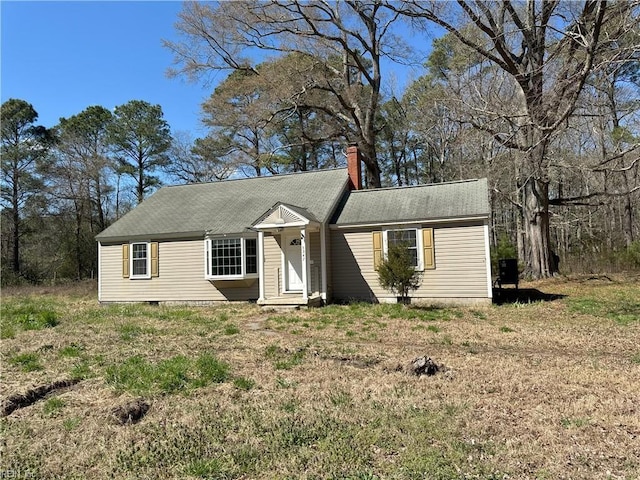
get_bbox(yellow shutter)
[150,242,159,277]
[122,244,130,278]
[372,231,383,269]
[422,228,435,270]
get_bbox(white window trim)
[204,235,259,280]
[130,242,151,280]
[383,226,424,271]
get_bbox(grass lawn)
[1,276,639,479]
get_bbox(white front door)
[284,234,303,291]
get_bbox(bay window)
[205,236,258,279]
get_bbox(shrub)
[376,242,422,303]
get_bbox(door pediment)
[252,203,319,230]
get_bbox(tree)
[165,131,235,184]
[1,99,53,276]
[392,0,638,278]
[57,105,114,231]
[198,54,345,176]
[51,106,114,279]
[108,100,171,203]
[376,242,422,303]
[165,0,411,187]
[200,67,283,176]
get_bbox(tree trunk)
[622,172,634,247]
[137,160,145,204]
[522,176,558,278]
[11,174,20,275]
[360,141,381,188]
[94,178,106,232]
[75,205,83,281]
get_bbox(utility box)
[497,258,519,290]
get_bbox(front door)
[284,234,303,291]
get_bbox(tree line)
[2,0,639,285]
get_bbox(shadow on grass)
[492,287,567,305]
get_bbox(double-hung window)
[130,242,151,279]
[386,229,419,268]
[205,236,258,279]
[376,227,435,271]
[122,242,158,279]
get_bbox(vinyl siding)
[330,221,490,303]
[99,240,258,303]
[324,225,333,300]
[263,234,282,298]
[308,231,321,295]
[261,230,322,298]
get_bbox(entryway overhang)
[252,203,320,232]
[252,203,324,307]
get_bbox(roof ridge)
[162,166,348,189]
[350,178,484,193]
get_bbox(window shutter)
[422,228,435,270]
[122,244,130,278]
[372,231,383,269]
[150,242,159,277]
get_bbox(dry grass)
[1,275,638,479]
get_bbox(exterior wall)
[99,230,325,303]
[99,221,486,304]
[99,239,258,303]
[263,233,281,298]
[261,230,322,298]
[330,221,490,304]
[308,231,321,295]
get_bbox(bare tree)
[57,105,114,232]
[391,0,638,277]
[166,131,235,184]
[165,1,411,187]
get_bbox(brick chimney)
[347,144,362,190]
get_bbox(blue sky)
[2,1,429,137]
[1,1,217,135]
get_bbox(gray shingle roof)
[331,178,489,226]
[96,168,349,241]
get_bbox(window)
[205,236,258,279]
[132,243,149,277]
[375,227,435,271]
[387,229,418,267]
[245,238,258,275]
[123,242,158,279]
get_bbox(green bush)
[376,243,422,303]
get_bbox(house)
[96,147,492,306]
